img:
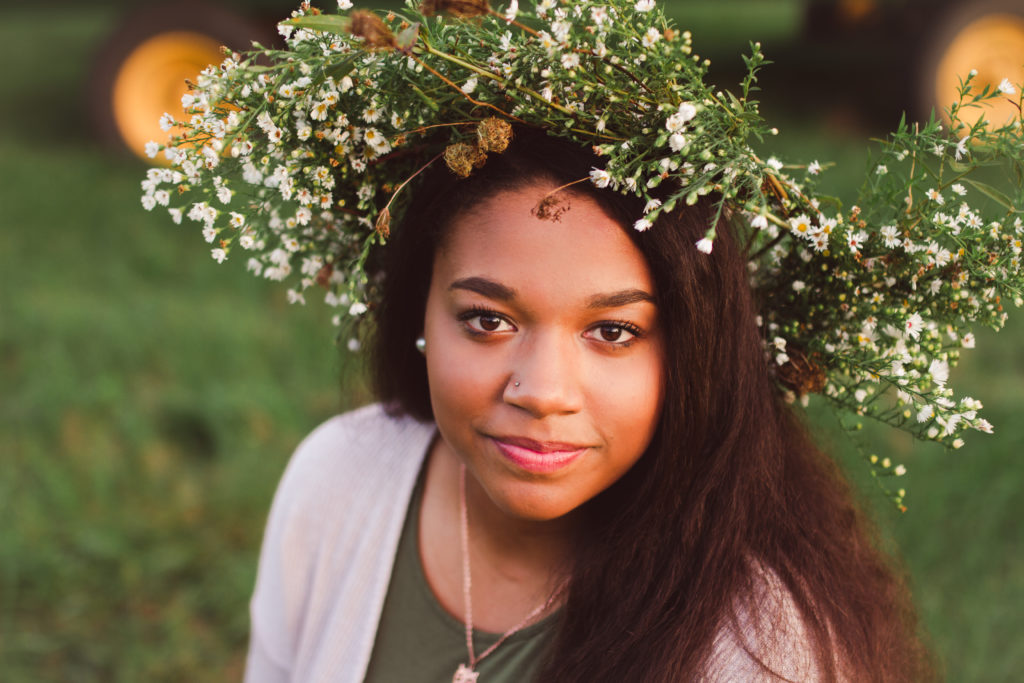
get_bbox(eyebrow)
[586,289,656,309]
[449,276,517,301]
[449,276,655,309]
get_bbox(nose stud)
[415,337,426,354]
[514,381,520,388]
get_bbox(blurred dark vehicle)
[91,0,1024,160]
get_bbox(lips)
[490,435,589,474]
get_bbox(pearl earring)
[415,337,426,354]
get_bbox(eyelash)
[457,307,645,348]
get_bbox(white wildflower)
[807,160,821,175]
[144,141,159,158]
[904,313,924,340]
[955,135,969,160]
[668,133,686,151]
[347,337,362,352]
[641,27,661,48]
[951,183,966,196]
[695,237,713,254]
[635,0,655,11]
[589,167,612,187]
[926,188,944,205]
[961,332,976,348]
[998,77,1016,95]
[634,218,653,232]
[876,164,888,175]
[211,248,227,263]
[894,465,906,476]
[917,405,934,423]
[881,224,900,248]
[792,280,806,292]
[929,358,949,385]
[789,214,812,237]
[239,234,255,249]
[561,53,580,69]
[766,157,783,171]
[349,301,368,316]
[644,199,662,214]
[751,214,768,230]
[461,77,478,94]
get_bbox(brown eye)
[584,322,641,346]
[479,314,502,331]
[599,325,623,342]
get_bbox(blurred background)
[1,0,1021,680]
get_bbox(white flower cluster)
[140,0,1024,484]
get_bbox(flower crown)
[141,0,1024,507]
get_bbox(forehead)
[434,185,655,297]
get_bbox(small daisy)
[904,312,924,340]
[641,27,661,48]
[589,167,612,187]
[789,214,812,237]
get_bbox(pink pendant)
[453,663,479,683]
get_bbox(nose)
[503,330,584,418]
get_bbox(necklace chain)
[455,464,564,682]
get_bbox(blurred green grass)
[1,3,1021,681]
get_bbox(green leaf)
[325,55,359,81]
[283,15,352,36]
[409,83,440,112]
[964,178,1015,211]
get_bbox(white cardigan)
[244,404,821,682]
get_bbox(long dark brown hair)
[372,128,933,681]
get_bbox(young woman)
[244,131,932,682]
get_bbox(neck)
[420,437,574,631]
[462,460,578,585]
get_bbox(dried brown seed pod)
[375,207,392,238]
[348,10,397,49]
[476,117,512,154]
[444,142,487,178]
[420,0,491,18]
[776,348,827,397]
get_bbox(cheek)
[589,350,664,450]
[423,302,502,420]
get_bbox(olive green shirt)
[364,470,557,683]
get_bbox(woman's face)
[423,184,665,522]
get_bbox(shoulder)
[275,403,435,512]
[258,402,436,573]
[247,404,436,673]
[705,564,832,682]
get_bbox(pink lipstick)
[491,437,587,474]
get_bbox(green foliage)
[1,4,1021,682]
